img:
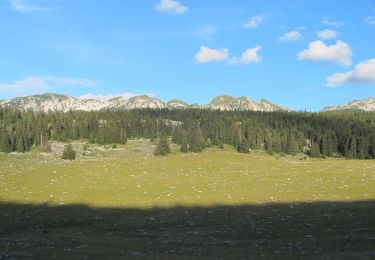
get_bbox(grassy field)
[1,139,375,258]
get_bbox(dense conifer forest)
[0,107,374,159]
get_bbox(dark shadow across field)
[1,201,375,259]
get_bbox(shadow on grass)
[1,201,375,259]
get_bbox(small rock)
[130,251,141,256]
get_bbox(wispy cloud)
[364,16,375,26]
[317,29,338,40]
[298,40,352,67]
[326,58,375,86]
[243,15,265,29]
[0,76,96,98]
[278,31,301,42]
[322,19,344,28]
[8,0,56,12]
[192,25,218,42]
[155,0,189,15]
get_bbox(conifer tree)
[62,144,76,160]
[154,135,170,156]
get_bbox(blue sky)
[0,0,374,111]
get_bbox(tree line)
[0,107,375,159]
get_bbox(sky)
[0,0,374,111]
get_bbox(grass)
[1,139,375,258]
[1,139,374,207]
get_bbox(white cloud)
[317,29,338,40]
[9,0,54,12]
[326,59,375,86]
[195,46,229,63]
[78,93,143,101]
[0,76,96,98]
[364,16,375,26]
[298,40,352,66]
[229,46,262,65]
[243,15,265,29]
[155,0,189,15]
[278,31,301,42]
[322,19,344,28]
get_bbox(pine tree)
[62,144,76,160]
[154,135,170,156]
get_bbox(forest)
[0,107,375,159]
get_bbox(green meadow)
[1,140,375,258]
[1,140,374,207]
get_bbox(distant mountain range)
[322,97,375,112]
[0,93,290,112]
[0,93,374,112]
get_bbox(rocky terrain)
[322,97,375,112]
[0,93,290,112]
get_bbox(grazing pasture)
[0,139,374,258]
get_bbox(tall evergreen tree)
[154,135,170,156]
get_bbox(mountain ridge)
[0,93,290,112]
[322,97,375,112]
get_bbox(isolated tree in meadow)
[62,144,76,160]
[154,135,170,156]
